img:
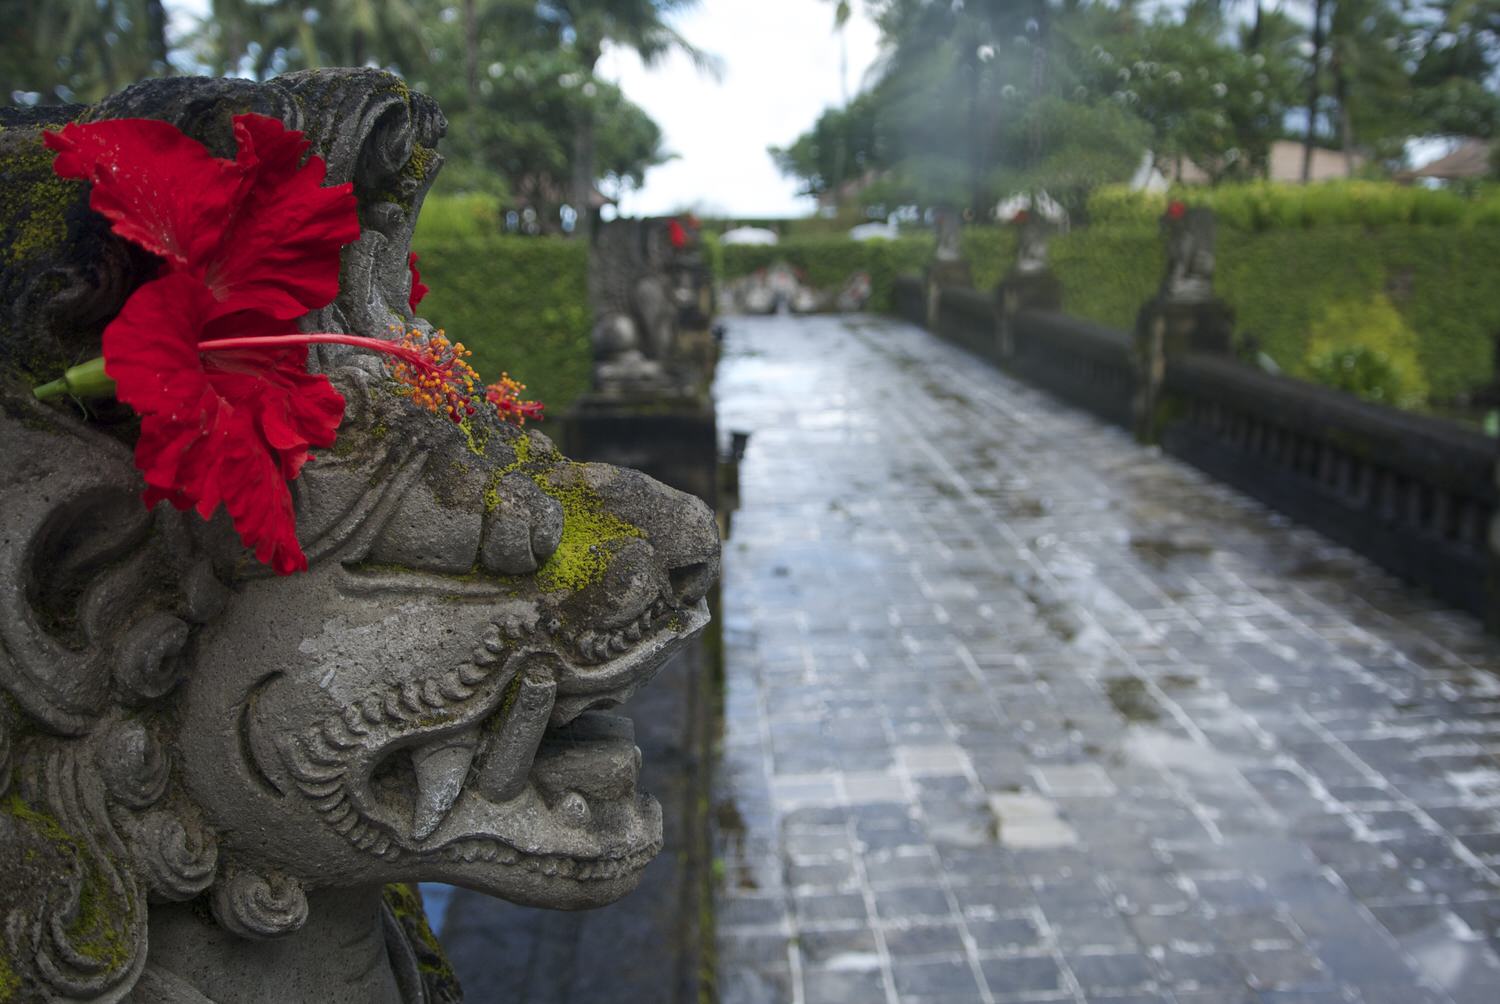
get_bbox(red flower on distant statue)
[1011,209,1030,225]
[39,114,542,575]
[408,252,430,311]
[1167,200,1188,220]
[667,218,688,249]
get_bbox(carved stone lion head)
[0,70,718,1003]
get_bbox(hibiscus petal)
[45,118,242,269]
[203,114,360,321]
[104,273,325,575]
[408,252,429,312]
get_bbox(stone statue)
[588,218,683,395]
[1013,214,1052,276]
[0,70,719,1004]
[1160,205,1216,304]
[932,206,964,263]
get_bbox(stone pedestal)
[996,268,1063,358]
[1133,297,1236,441]
[925,259,973,332]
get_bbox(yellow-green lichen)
[532,468,645,593]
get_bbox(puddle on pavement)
[989,792,1079,849]
[713,798,760,891]
[1160,674,1200,690]
[1105,677,1163,723]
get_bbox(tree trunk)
[1334,53,1356,176]
[572,111,597,241]
[145,0,171,74]
[1302,0,1327,183]
[571,43,602,242]
[463,0,480,108]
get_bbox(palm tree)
[534,0,717,238]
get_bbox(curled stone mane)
[1,70,719,1004]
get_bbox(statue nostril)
[667,561,714,606]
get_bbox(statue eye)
[364,482,484,575]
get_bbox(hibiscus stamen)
[485,373,546,426]
[37,329,540,428]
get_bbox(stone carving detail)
[1,70,718,1004]
[1160,206,1217,304]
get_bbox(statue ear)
[0,405,157,734]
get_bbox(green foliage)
[1048,224,1163,330]
[719,236,933,312]
[958,226,1019,291]
[1303,294,1429,408]
[413,193,504,243]
[413,236,591,416]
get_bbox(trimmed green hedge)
[1087,181,1500,231]
[412,236,592,416]
[720,236,933,313]
[1040,224,1500,405]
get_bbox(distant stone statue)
[0,70,718,1004]
[1160,203,1217,304]
[933,206,964,263]
[1013,212,1053,276]
[589,217,694,395]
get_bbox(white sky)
[597,1,882,218]
[172,0,880,218]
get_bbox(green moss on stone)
[381,883,462,1001]
[3,793,133,972]
[0,952,19,1001]
[532,467,644,593]
[1,138,81,269]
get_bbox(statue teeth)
[472,669,556,803]
[626,623,642,642]
[439,671,476,703]
[410,728,479,841]
[482,625,504,651]
[459,662,490,685]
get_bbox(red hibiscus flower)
[38,114,540,575]
[668,218,688,249]
[1167,200,1188,220]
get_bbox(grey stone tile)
[891,958,984,998]
[710,316,1500,1004]
[977,953,1066,995]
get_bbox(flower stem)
[33,356,114,401]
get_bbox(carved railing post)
[925,206,973,332]
[995,213,1063,359]
[0,72,718,1004]
[1133,205,1235,442]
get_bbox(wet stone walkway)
[711,314,1500,1004]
